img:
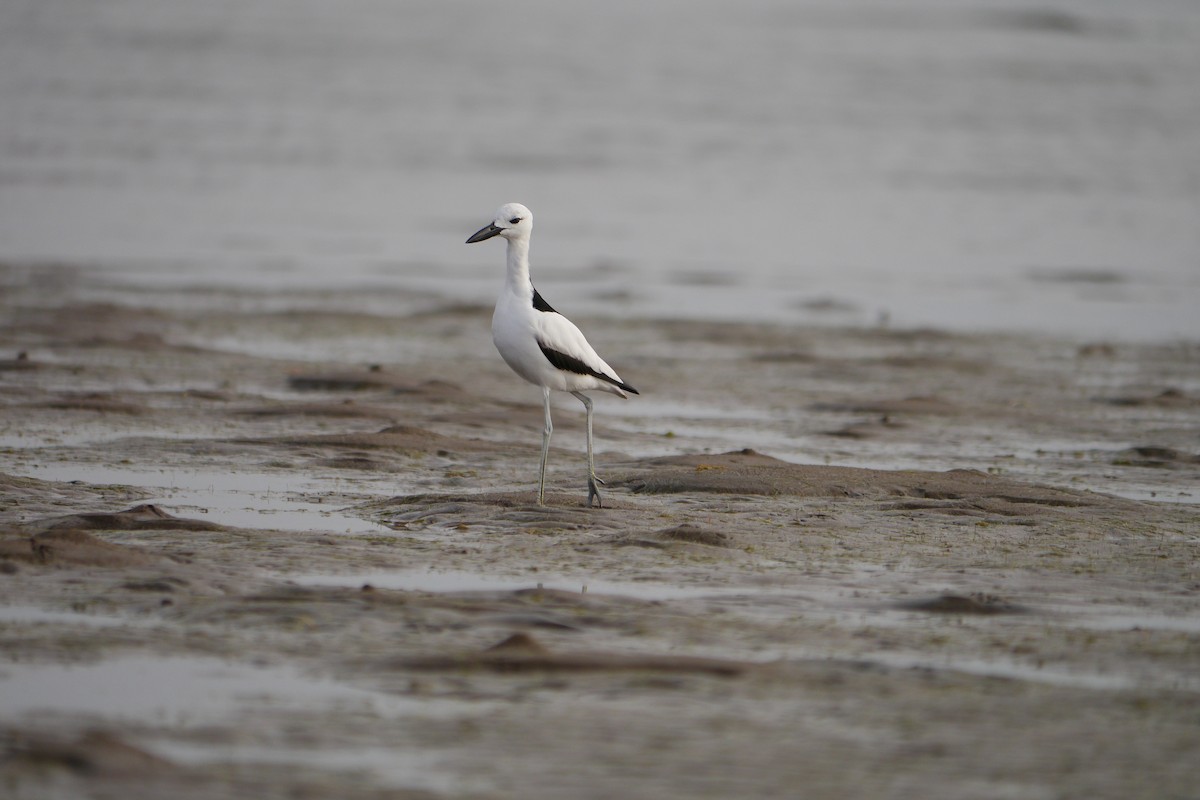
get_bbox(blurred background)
[2,0,1197,341]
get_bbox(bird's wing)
[533,311,624,386]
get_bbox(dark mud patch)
[402,632,751,676]
[310,454,396,471]
[608,524,732,550]
[1110,446,1200,468]
[821,417,908,439]
[0,351,39,371]
[36,392,148,415]
[27,504,229,533]
[615,449,1130,516]
[171,585,380,629]
[4,729,176,777]
[811,395,959,415]
[120,577,190,593]
[896,593,1028,615]
[647,523,731,548]
[287,370,464,398]
[1096,388,1197,409]
[370,492,632,529]
[177,583,637,635]
[0,473,152,524]
[1,530,162,568]
[793,295,860,313]
[1027,266,1125,284]
[235,400,400,421]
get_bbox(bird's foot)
[586,477,603,508]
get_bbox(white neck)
[505,236,533,298]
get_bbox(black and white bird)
[466,202,638,507]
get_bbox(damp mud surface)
[2,263,1199,799]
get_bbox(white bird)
[466,202,638,507]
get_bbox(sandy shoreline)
[2,261,1199,798]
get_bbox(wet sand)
[2,262,1198,798]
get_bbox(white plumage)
[466,202,638,506]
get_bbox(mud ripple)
[28,504,229,533]
[614,450,1131,519]
[401,632,751,676]
[370,493,631,530]
[1,530,161,568]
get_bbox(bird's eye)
[509,217,522,224]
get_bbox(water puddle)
[0,656,390,725]
[288,568,798,601]
[0,652,490,792]
[11,462,390,533]
[1041,605,1200,635]
[146,740,477,794]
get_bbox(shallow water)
[0,651,488,792]
[12,462,392,533]
[2,0,1198,342]
[290,567,772,600]
[0,655,392,724]
[147,741,478,794]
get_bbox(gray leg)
[572,391,603,507]
[538,386,552,505]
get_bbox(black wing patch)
[531,284,556,313]
[537,341,639,395]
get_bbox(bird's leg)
[572,391,603,508]
[538,386,553,505]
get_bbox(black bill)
[466,222,503,243]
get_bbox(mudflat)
[2,262,1198,799]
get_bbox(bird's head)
[466,202,533,244]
